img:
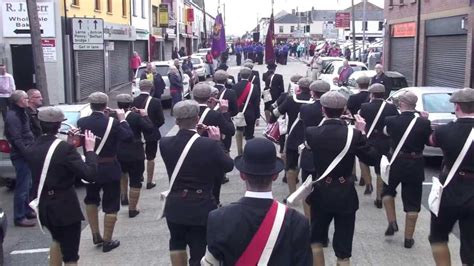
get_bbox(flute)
[59,131,103,140]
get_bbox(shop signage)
[41,39,56,62]
[335,12,351,29]
[103,22,136,41]
[391,22,416,37]
[159,4,169,28]
[1,1,55,37]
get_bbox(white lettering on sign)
[1,1,55,37]
[73,43,105,50]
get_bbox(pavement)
[1,57,463,265]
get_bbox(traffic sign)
[71,18,104,50]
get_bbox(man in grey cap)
[25,107,98,265]
[159,100,234,265]
[77,91,133,252]
[381,90,431,249]
[347,76,371,116]
[359,83,399,206]
[116,94,154,217]
[238,62,261,95]
[305,91,378,266]
[428,88,474,265]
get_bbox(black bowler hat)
[267,62,277,70]
[235,138,284,176]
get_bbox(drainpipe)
[414,0,421,86]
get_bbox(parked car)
[345,70,408,95]
[319,60,368,90]
[387,87,457,157]
[0,208,6,265]
[180,56,208,81]
[132,60,191,101]
[195,48,211,60]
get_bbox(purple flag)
[211,14,226,58]
[265,13,275,64]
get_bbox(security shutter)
[134,40,148,62]
[164,41,173,60]
[390,37,415,86]
[425,35,467,87]
[108,41,131,87]
[77,50,105,100]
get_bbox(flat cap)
[297,77,312,89]
[211,87,219,97]
[139,79,154,90]
[88,92,108,104]
[38,106,67,123]
[213,70,228,83]
[243,62,254,69]
[116,94,133,103]
[192,83,212,99]
[244,59,254,64]
[173,100,200,120]
[310,80,331,93]
[320,91,348,109]
[397,90,418,106]
[356,76,371,86]
[450,88,474,103]
[290,74,303,83]
[267,62,277,70]
[240,67,252,77]
[368,83,386,93]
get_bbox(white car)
[132,61,190,101]
[345,70,408,95]
[319,61,368,90]
[180,56,208,81]
[195,48,211,59]
[387,87,457,157]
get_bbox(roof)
[274,13,312,24]
[311,1,383,22]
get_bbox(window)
[378,21,384,31]
[141,0,145,18]
[72,0,79,6]
[362,21,368,31]
[422,93,454,113]
[107,0,112,13]
[122,0,127,16]
[95,0,100,11]
[279,26,284,33]
[305,25,310,33]
[132,0,137,16]
[290,26,294,32]
[152,6,158,27]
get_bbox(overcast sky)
[205,0,384,36]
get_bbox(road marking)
[423,182,433,185]
[10,248,50,255]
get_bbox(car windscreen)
[191,58,201,65]
[60,111,81,131]
[391,77,408,91]
[136,65,170,78]
[422,93,454,113]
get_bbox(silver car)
[387,87,457,157]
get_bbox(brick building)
[384,0,473,87]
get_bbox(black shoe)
[121,197,129,206]
[364,184,373,195]
[385,222,399,236]
[404,238,415,249]
[146,182,156,189]
[93,233,104,245]
[103,240,120,252]
[221,176,230,184]
[129,210,140,218]
[282,176,287,183]
[374,199,383,209]
[359,178,365,186]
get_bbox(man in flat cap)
[238,62,261,96]
[192,83,235,203]
[359,83,399,206]
[233,67,262,156]
[270,77,313,199]
[77,91,133,252]
[428,88,474,265]
[132,79,165,190]
[347,76,371,116]
[159,100,234,265]
[298,80,330,220]
[25,107,98,265]
[262,62,285,122]
[305,91,378,266]
[202,138,312,266]
[116,94,154,217]
[381,89,431,249]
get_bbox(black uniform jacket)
[159,129,234,226]
[26,135,98,227]
[133,93,165,141]
[299,100,324,171]
[77,112,133,183]
[360,99,399,156]
[238,70,261,94]
[272,90,312,151]
[198,105,235,137]
[384,111,431,182]
[432,118,474,206]
[232,80,261,124]
[215,84,238,117]
[371,73,393,97]
[347,90,370,115]
[306,120,378,213]
[207,197,312,266]
[139,71,166,98]
[117,111,154,162]
[262,71,284,111]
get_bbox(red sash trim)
[235,200,280,266]
[237,81,252,109]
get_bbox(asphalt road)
[0,55,448,265]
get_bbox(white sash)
[95,117,114,156]
[124,111,132,119]
[213,88,227,111]
[258,202,286,265]
[145,96,152,111]
[366,101,387,138]
[233,83,254,127]
[199,108,211,124]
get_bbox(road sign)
[335,12,351,29]
[1,1,55,37]
[41,39,56,62]
[71,18,104,50]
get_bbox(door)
[10,45,35,91]
[390,37,415,86]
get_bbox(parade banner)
[211,14,226,58]
[265,13,275,64]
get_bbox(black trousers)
[278,134,286,154]
[285,148,299,171]
[222,135,232,153]
[237,119,256,140]
[212,176,223,205]
[120,160,145,188]
[311,209,356,259]
[46,222,82,263]
[166,221,207,266]
[382,178,423,212]
[84,181,121,213]
[145,140,158,160]
[236,53,242,66]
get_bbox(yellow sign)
[159,4,169,28]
